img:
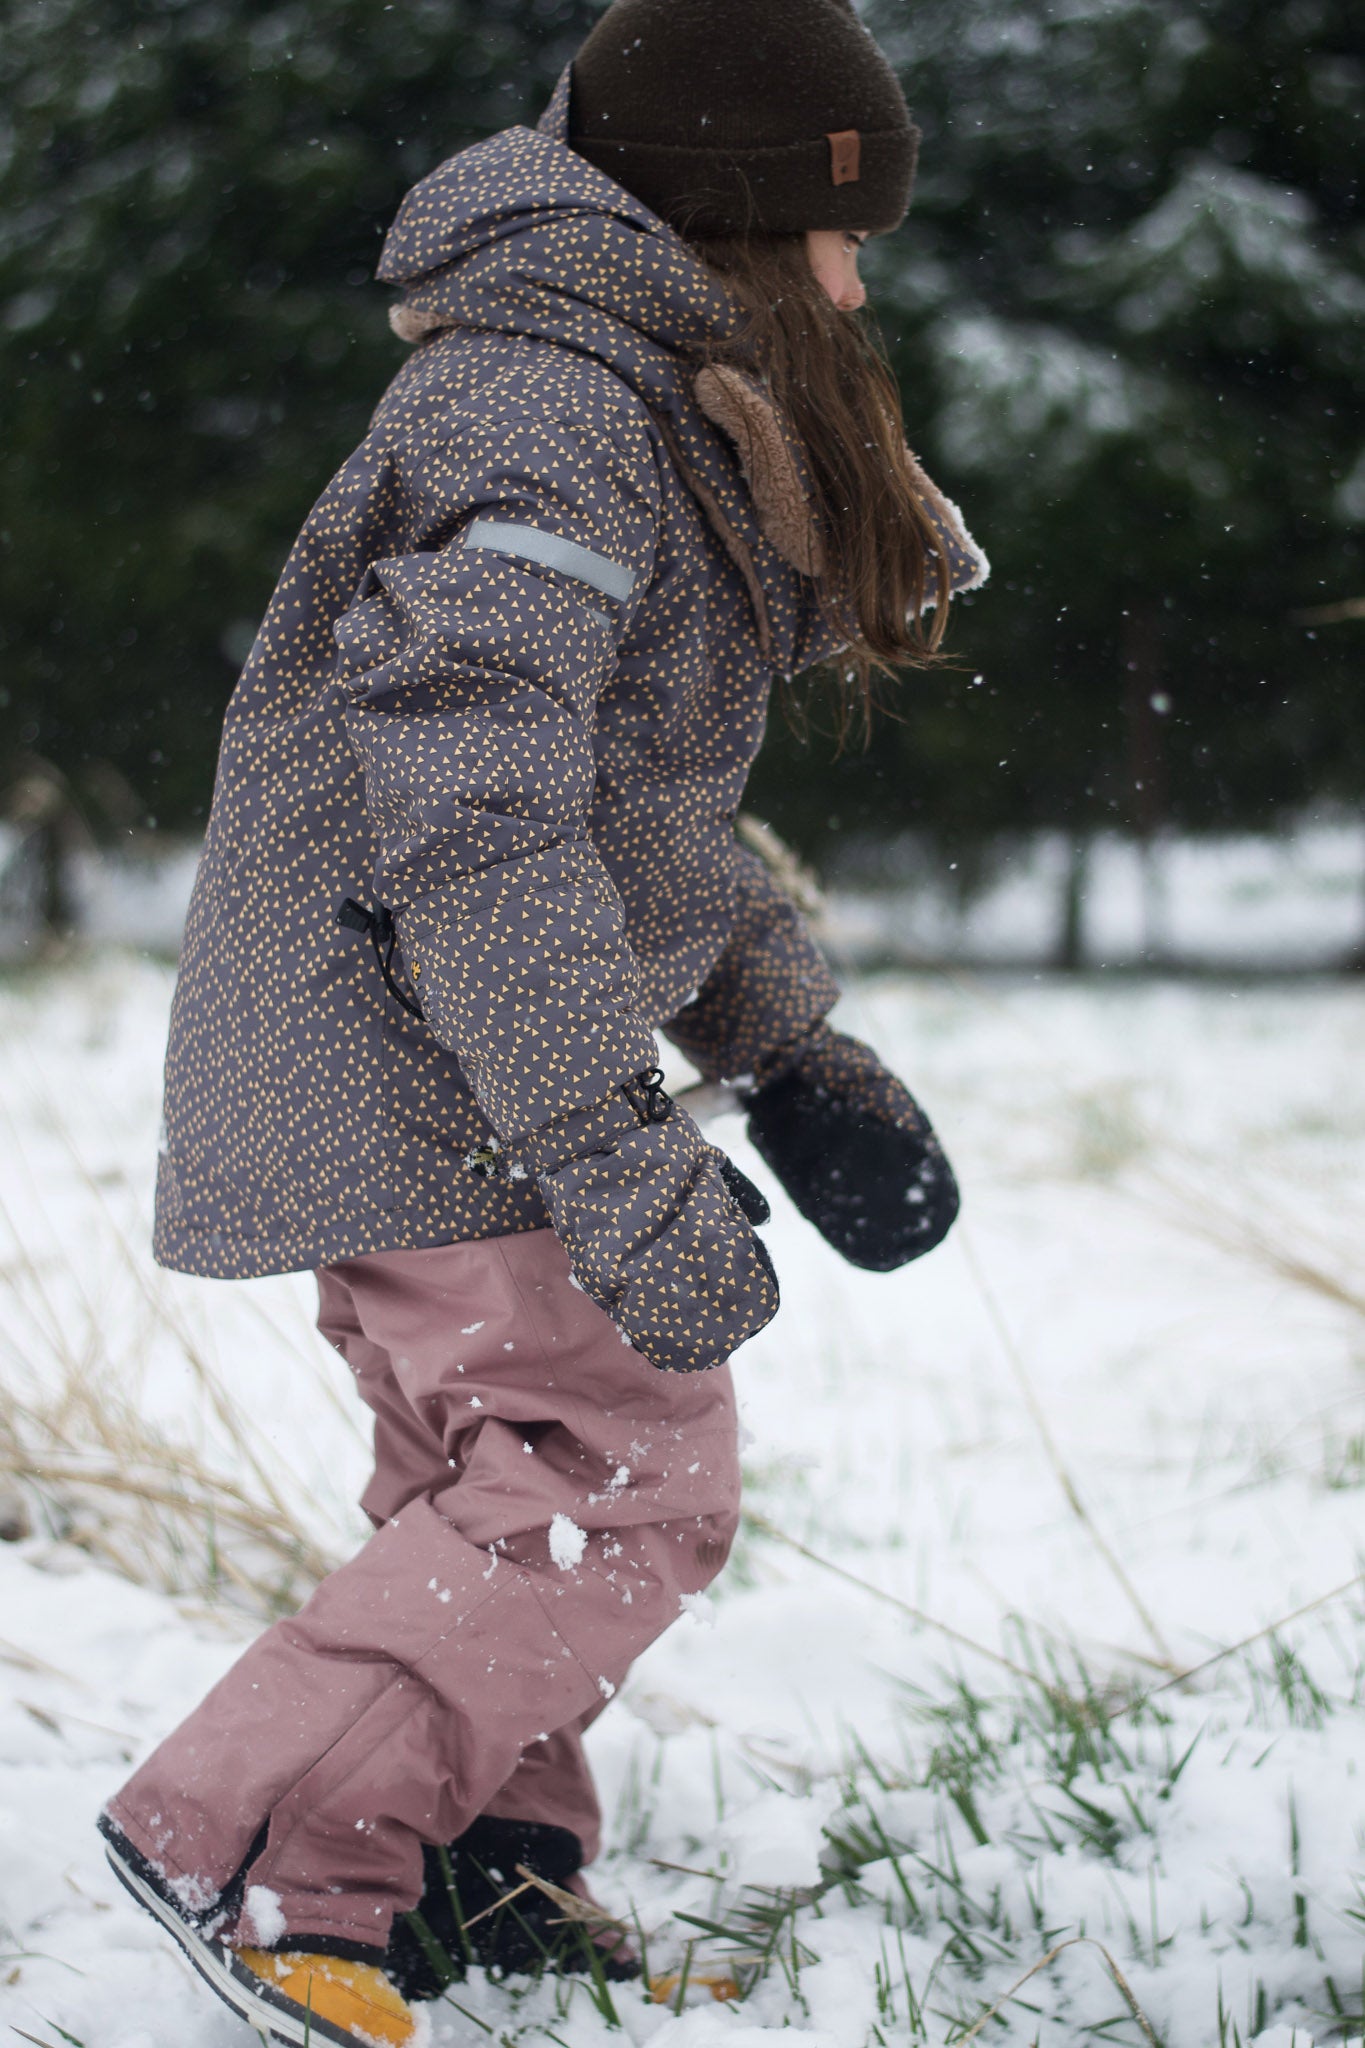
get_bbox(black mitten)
[742,1027,959,1271]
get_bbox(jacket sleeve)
[332,401,664,1141]
[662,841,840,1084]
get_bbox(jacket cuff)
[511,1079,662,1180]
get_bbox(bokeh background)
[4,14,1365,2042]
[1,0,1363,955]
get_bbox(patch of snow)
[2,957,1364,2046]
[649,2020,841,2048]
[825,819,1365,971]
[718,1785,842,1891]
[548,1513,587,1571]
[241,1883,286,1947]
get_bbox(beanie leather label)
[827,129,861,185]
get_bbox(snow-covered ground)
[1,953,1363,2047]
[827,820,1365,972]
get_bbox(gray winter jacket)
[153,78,983,1282]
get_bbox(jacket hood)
[378,77,987,609]
[377,116,739,410]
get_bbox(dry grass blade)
[0,1635,82,1687]
[12,2028,73,2048]
[0,1086,347,1616]
[954,1933,1162,2046]
[0,1442,336,1589]
[959,1225,1178,1673]
[1294,595,1365,625]
[734,814,826,919]
[512,1865,632,1936]
[0,1382,337,1614]
[1132,1165,1365,1324]
[743,1507,1048,1692]
[1108,1567,1365,1724]
[455,1878,536,1932]
[41,1111,338,1540]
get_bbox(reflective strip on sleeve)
[462,520,637,604]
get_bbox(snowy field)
[3,817,1364,973]
[1,952,1364,2048]
[827,821,1365,974]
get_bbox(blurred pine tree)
[3,0,1362,867]
[749,0,1365,867]
[0,0,594,826]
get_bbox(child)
[99,0,985,2038]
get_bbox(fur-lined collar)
[693,364,825,577]
[692,360,989,598]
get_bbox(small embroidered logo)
[827,130,861,185]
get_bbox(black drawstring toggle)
[335,897,425,1021]
[623,1068,673,1126]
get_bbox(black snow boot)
[385,1815,638,2000]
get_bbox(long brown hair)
[687,231,949,730]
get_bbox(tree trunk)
[1056,832,1089,971]
[1122,605,1167,962]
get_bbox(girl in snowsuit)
[99,0,985,2038]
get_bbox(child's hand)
[519,1075,779,1372]
[741,1027,959,1271]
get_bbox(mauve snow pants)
[105,1228,741,1950]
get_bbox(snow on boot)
[100,1815,415,2047]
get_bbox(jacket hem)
[154,1205,550,1281]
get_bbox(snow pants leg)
[104,1227,741,1952]
[316,1244,612,1864]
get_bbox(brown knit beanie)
[568,0,918,236]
